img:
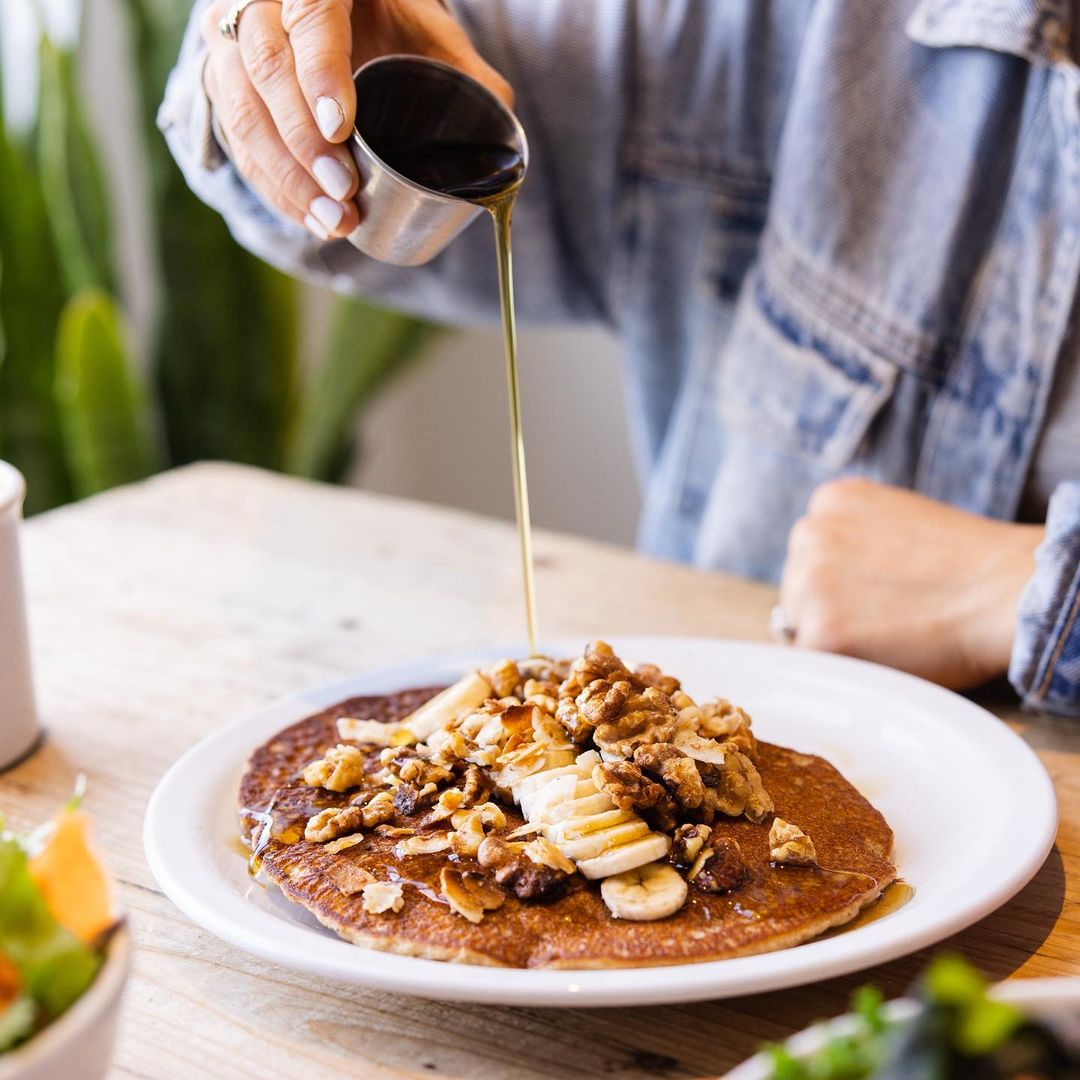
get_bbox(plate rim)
[143,637,1058,1007]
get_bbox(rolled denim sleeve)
[157,0,633,327]
[1009,481,1080,717]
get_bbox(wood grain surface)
[3,463,1076,1079]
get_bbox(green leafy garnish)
[0,998,37,1052]
[0,835,100,1021]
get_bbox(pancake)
[238,686,896,969]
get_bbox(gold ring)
[219,0,282,41]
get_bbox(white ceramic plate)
[144,637,1057,1007]
[727,977,1080,1078]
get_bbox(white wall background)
[71,0,642,547]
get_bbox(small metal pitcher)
[346,55,528,267]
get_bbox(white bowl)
[728,977,1080,1079]
[0,927,131,1080]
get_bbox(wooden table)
[5,463,1077,1078]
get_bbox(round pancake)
[239,688,896,969]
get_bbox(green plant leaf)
[0,88,72,513]
[34,37,115,295]
[288,296,438,481]
[53,289,157,497]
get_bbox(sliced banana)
[600,862,688,920]
[401,671,493,740]
[556,820,652,861]
[577,832,671,881]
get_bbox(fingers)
[236,3,359,202]
[281,0,356,140]
[204,30,358,239]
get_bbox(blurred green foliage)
[0,3,434,515]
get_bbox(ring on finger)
[770,604,797,645]
[220,0,282,41]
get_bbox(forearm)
[1009,482,1080,718]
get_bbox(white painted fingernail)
[315,96,344,139]
[309,195,344,232]
[312,155,353,201]
[304,213,331,241]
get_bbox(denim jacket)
[161,0,1080,717]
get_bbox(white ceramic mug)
[0,462,40,769]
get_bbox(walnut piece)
[669,823,712,868]
[485,658,522,698]
[633,743,705,809]
[495,860,569,901]
[700,745,773,823]
[361,880,404,914]
[697,700,757,758]
[592,760,678,832]
[440,868,505,923]
[769,818,817,865]
[349,788,396,828]
[459,764,492,808]
[634,663,681,697]
[304,805,363,843]
[393,781,438,817]
[592,686,679,758]
[302,744,367,792]
[691,837,748,893]
[476,836,572,900]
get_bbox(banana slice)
[541,792,616,823]
[577,832,671,880]
[600,862,688,920]
[402,671,493,740]
[555,820,652,861]
[522,774,579,822]
[549,808,637,840]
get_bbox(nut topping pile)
[295,642,819,924]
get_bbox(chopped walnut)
[592,760,678,832]
[700,745,773,823]
[769,818,817,865]
[495,860,570,901]
[301,744,368,792]
[634,663,681,697]
[440,867,505,923]
[633,743,705,809]
[449,803,506,857]
[592,686,679,758]
[418,787,465,828]
[361,880,404,915]
[349,788,396,828]
[393,782,438,817]
[560,640,629,696]
[669,823,712,868]
[400,757,454,789]
[459,764,491,807]
[692,837,748,893]
[325,860,374,895]
[697,700,757,757]
[485,658,522,698]
[304,805,364,843]
[476,835,520,869]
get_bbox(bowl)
[727,977,1080,1079]
[0,927,131,1080]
